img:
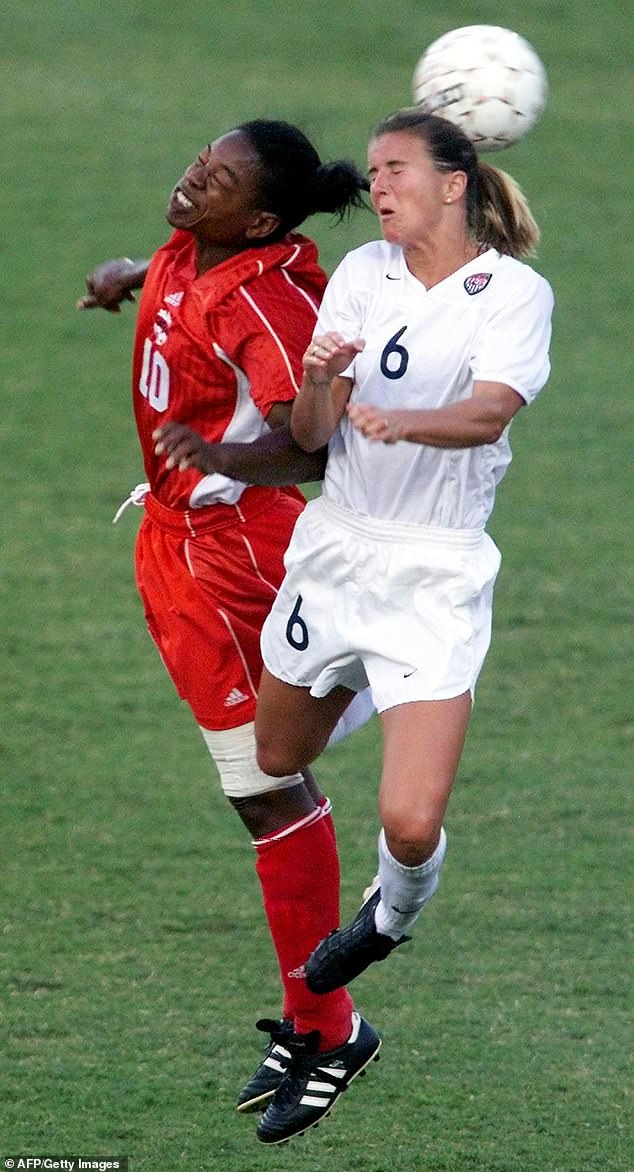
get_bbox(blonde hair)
[372,108,540,260]
[475,162,539,258]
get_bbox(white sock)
[374,827,447,941]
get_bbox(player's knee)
[199,722,303,796]
[255,734,302,779]
[381,807,443,866]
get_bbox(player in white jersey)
[255,108,554,1045]
[315,241,551,529]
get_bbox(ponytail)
[310,161,369,221]
[238,120,368,241]
[473,163,540,259]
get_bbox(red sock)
[318,794,336,844]
[254,804,354,1052]
[274,796,336,1024]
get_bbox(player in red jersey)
[78,120,380,1143]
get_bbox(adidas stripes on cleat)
[305,887,409,994]
[235,1018,294,1113]
[256,1012,381,1145]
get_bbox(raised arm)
[76,257,149,313]
[290,332,365,452]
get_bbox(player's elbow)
[472,386,524,444]
[290,418,324,453]
[477,401,521,443]
[480,417,507,443]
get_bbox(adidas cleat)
[256,1012,381,1144]
[236,1018,294,1113]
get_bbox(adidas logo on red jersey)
[224,688,249,707]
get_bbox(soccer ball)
[412,25,547,152]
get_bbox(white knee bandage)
[199,722,304,798]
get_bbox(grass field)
[1,1,632,1169]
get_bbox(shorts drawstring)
[112,482,151,524]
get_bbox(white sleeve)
[315,254,363,334]
[471,271,554,404]
[314,254,366,379]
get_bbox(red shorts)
[135,486,305,730]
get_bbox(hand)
[347,402,402,444]
[153,423,219,473]
[76,258,141,312]
[303,332,365,386]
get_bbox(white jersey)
[316,241,553,529]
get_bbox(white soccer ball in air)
[412,25,547,152]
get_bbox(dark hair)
[238,119,369,242]
[371,108,539,259]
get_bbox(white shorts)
[260,495,501,713]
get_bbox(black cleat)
[256,1012,381,1145]
[305,887,409,994]
[235,1018,294,1113]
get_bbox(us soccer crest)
[464,272,492,295]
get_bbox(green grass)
[1,1,632,1169]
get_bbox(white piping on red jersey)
[188,346,263,508]
[215,608,259,700]
[239,534,279,595]
[238,285,303,393]
[280,266,321,316]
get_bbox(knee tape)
[199,722,304,798]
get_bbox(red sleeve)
[216,269,321,417]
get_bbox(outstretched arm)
[76,257,149,313]
[347,381,525,447]
[154,403,327,486]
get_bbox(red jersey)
[132,229,327,510]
